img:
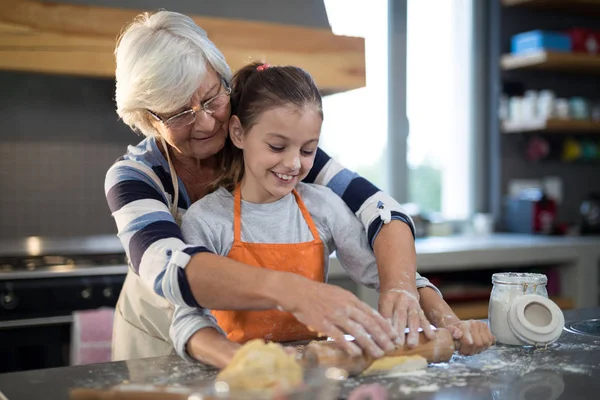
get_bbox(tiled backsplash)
[0,71,139,239]
[0,141,126,239]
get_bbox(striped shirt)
[105,137,414,308]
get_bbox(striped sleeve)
[303,148,415,247]
[104,160,210,308]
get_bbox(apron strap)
[291,190,321,242]
[159,137,180,221]
[233,186,243,242]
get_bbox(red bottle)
[566,28,600,55]
[533,194,557,234]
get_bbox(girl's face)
[150,68,231,162]
[230,105,322,203]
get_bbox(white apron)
[111,271,175,360]
[111,137,185,361]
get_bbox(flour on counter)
[399,383,439,395]
[339,337,600,399]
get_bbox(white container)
[554,98,570,120]
[488,273,564,346]
[537,90,556,119]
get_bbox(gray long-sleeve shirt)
[171,183,441,362]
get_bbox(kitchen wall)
[0,72,138,238]
[492,6,600,225]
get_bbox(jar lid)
[507,294,564,346]
[492,272,547,285]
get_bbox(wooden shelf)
[0,0,365,94]
[502,118,600,134]
[501,51,600,73]
[451,297,574,320]
[502,0,600,14]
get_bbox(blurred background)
[0,0,599,373]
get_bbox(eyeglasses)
[147,80,232,130]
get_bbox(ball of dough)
[216,339,303,392]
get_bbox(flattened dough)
[216,339,302,391]
[362,355,428,376]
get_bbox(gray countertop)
[1,308,599,400]
[0,236,126,258]
[2,233,599,281]
[2,233,598,262]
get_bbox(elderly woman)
[106,10,477,364]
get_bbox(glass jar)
[488,272,548,345]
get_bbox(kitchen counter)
[331,234,600,310]
[413,233,600,271]
[0,308,599,400]
[2,233,598,307]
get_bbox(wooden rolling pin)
[302,328,458,376]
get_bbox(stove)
[0,235,129,372]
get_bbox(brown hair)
[215,62,323,192]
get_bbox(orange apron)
[211,187,325,343]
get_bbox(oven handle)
[0,315,72,329]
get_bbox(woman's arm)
[105,159,208,308]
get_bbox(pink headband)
[256,63,271,71]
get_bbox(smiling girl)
[170,62,493,368]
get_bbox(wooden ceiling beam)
[0,0,365,92]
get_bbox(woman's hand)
[444,320,495,356]
[276,274,399,359]
[378,287,436,348]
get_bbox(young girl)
[170,62,494,368]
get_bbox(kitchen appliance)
[0,236,128,373]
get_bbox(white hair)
[115,10,232,137]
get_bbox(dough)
[216,339,303,392]
[361,355,428,376]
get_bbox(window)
[321,0,390,192]
[407,0,475,219]
[323,0,476,220]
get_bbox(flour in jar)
[488,272,548,345]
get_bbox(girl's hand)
[187,328,240,368]
[444,320,495,356]
[378,288,436,348]
[277,275,399,359]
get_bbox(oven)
[0,236,128,373]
